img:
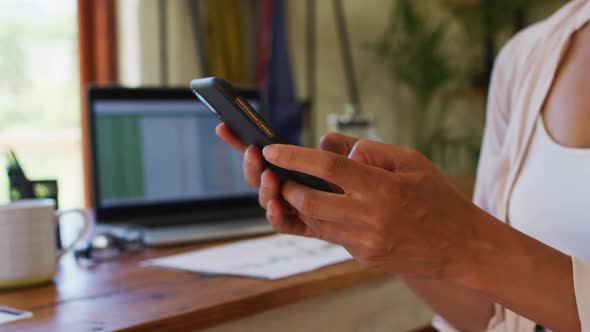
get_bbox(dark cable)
[305,0,317,143]
[158,0,169,85]
[332,0,361,115]
[187,0,208,76]
[514,6,526,33]
[482,0,495,88]
[306,0,316,106]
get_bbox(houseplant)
[376,0,481,178]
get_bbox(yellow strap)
[204,0,248,83]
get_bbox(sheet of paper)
[142,234,353,280]
[0,306,33,325]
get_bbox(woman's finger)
[262,144,374,192]
[216,123,247,152]
[259,169,281,209]
[266,199,367,250]
[302,216,373,250]
[348,139,418,172]
[319,133,361,193]
[280,180,368,225]
[266,199,308,236]
[244,146,265,188]
[320,132,359,156]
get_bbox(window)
[0,0,82,208]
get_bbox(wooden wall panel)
[77,0,118,207]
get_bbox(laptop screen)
[88,88,262,225]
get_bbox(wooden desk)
[0,238,385,332]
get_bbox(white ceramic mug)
[0,199,89,289]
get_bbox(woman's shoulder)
[497,0,590,72]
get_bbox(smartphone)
[190,77,332,192]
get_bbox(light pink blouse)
[434,1,590,331]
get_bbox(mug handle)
[54,209,90,259]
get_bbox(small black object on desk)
[5,150,61,247]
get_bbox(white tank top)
[509,117,590,261]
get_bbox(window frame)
[77,0,118,207]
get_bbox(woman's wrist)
[440,202,496,287]
[446,205,545,291]
[453,208,565,293]
[444,205,579,330]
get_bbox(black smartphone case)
[190,77,332,192]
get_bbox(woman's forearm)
[454,207,580,331]
[255,138,581,330]
[403,277,495,331]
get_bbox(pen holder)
[10,179,59,208]
[9,179,61,248]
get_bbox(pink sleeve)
[573,257,590,331]
[471,45,514,217]
[432,34,518,332]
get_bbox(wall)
[117,0,261,87]
[117,0,203,86]
[117,0,396,145]
[287,0,396,146]
[117,0,569,146]
[285,0,569,148]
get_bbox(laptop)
[87,87,273,246]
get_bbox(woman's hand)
[262,139,480,279]
[217,125,581,330]
[215,122,358,213]
[215,123,266,189]
[218,123,477,278]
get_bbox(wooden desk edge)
[120,266,385,332]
